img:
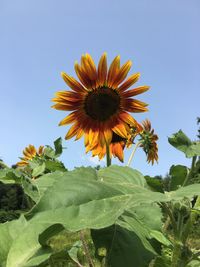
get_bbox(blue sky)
[0,0,199,176]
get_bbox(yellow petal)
[61,72,86,92]
[98,52,107,87]
[118,73,140,92]
[112,60,132,88]
[122,86,150,97]
[107,55,120,87]
[59,112,77,126]
[65,123,79,139]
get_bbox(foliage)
[0,131,200,267]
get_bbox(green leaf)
[145,176,164,192]
[3,167,168,267]
[68,241,82,266]
[32,163,46,177]
[21,176,40,203]
[186,260,200,267]
[0,216,27,266]
[0,168,21,184]
[29,167,166,217]
[23,247,52,267]
[38,224,64,247]
[168,130,200,158]
[130,203,162,231]
[45,160,67,172]
[166,183,200,200]
[54,137,63,157]
[92,225,154,267]
[98,165,147,193]
[43,146,55,159]
[149,230,171,246]
[169,165,188,190]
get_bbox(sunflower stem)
[126,141,142,167]
[106,144,111,167]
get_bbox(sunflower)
[139,119,158,164]
[52,53,149,150]
[17,145,44,166]
[87,123,143,162]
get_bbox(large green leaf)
[92,225,154,267]
[166,184,200,200]
[2,166,200,267]
[0,216,27,267]
[168,130,200,158]
[29,167,167,217]
[169,165,188,190]
[98,165,147,190]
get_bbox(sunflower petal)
[75,129,84,140]
[118,112,138,127]
[74,62,93,89]
[65,123,79,139]
[107,55,120,87]
[103,129,112,145]
[112,60,132,88]
[51,103,78,111]
[122,86,150,97]
[61,72,86,92]
[59,112,77,126]
[112,123,128,138]
[118,73,140,92]
[98,52,107,87]
[112,143,124,162]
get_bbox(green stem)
[80,230,94,267]
[106,144,111,167]
[183,156,197,186]
[126,141,141,167]
[171,241,182,267]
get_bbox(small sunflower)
[52,53,149,149]
[17,145,44,166]
[139,119,158,164]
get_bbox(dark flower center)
[84,87,120,121]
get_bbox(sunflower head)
[52,53,150,151]
[17,145,44,167]
[139,119,158,164]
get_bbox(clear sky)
[0,0,199,176]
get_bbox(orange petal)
[88,129,99,147]
[122,86,150,97]
[75,129,84,140]
[85,53,97,80]
[103,128,112,145]
[84,133,89,147]
[107,55,120,87]
[119,112,138,127]
[74,62,93,89]
[65,123,79,139]
[38,146,44,155]
[111,60,132,88]
[98,52,107,87]
[55,91,83,101]
[61,72,86,93]
[112,143,124,162]
[51,103,78,111]
[112,123,128,138]
[118,73,140,92]
[59,112,77,126]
